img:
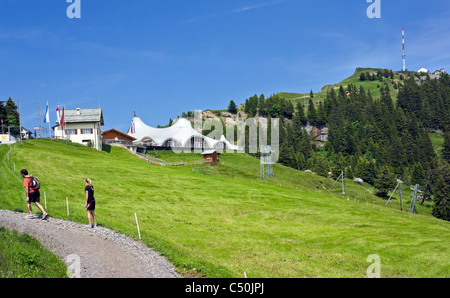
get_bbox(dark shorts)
[86,201,95,211]
[28,191,40,203]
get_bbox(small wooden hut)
[201,149,221,164]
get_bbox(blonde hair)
[85,179,92,186]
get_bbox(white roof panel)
[128,116,238,150]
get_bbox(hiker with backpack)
[20,169,48,220]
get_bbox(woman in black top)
[85,179,97,228]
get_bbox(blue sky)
[1,0,449,133]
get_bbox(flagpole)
[62,105,65,140]
[37,102,41,138]
[57,103,63,139]
[56,104,60,139]
[46,101,51,139]
[60,105,63,139]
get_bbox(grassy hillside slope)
[1,140,449,277]
[0,227,67,278]
[278,67,402,105]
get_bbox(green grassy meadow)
[1,140,449,278]
[430,133,445,160]
[278,67,402,106]
[0,227,67,278]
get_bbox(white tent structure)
[127,116,238,150]
[417,68,429,73]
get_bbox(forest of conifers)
[243,73,450,221]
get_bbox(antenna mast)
[402,27,406,72]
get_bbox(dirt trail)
[0,210,180,278]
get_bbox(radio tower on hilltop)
[402,27,406,72]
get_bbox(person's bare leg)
[91,210,96,226]
[27,202,33,215]
[87,211,92,226]
[35,202,46,214]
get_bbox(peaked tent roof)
[417,68,429,73]
[128,116,238,150]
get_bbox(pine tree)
[411,162,426,186]
[417,129,435,164]
[228,100,237,114]
[4,97,19,136]
[374,165,397,198]
[295,152,306,170]
[299,129,313,160]
[295,102,307,126]
[354,157,378,185]
[280,99,294,119]
[316,102,327,127]
[258,97,268,117]
[442,130,450,163]
[431,162,450,221]
[331,152,345,180]
[0,101,6,133]
[244,99,250,114]
[307,98,317,125]
[279,143,296,169]
[345,165,354,180]
[359,72,366,81]
[292,111,304,143]
[271,104,280,118]
[247,94,259,117]
[314,154,329,178]
[390,134,406,171]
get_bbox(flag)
[130,120,134,134]
[56,104,61,124]
[44,102,50,124]
[61,106,65,128]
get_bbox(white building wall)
[54,122,102,150]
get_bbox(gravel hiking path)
[0,210,181,278]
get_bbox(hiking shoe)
[42,213,49,220]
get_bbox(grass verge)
[0,140,449,278]
[0,227,67,278]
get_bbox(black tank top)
[85,186,95,202]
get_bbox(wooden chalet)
[102,129,136,144]
[202,149,221,164]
